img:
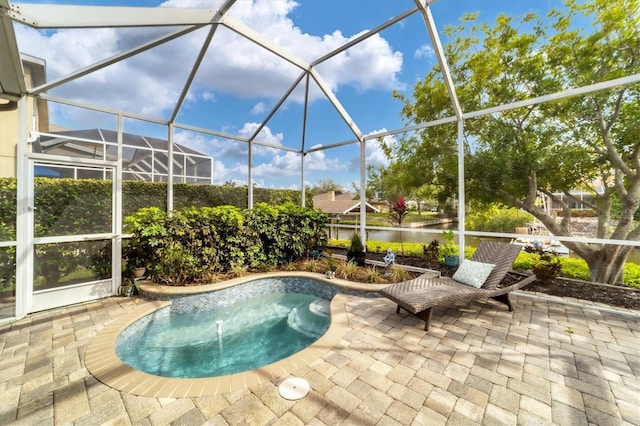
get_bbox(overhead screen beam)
[8,3,219,28]
[169,0,237,122]
[30,24,205,95]
[311,6,419,67]
[414,0,462,120]
[10,2,366,144]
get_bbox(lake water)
[329,226,640,263]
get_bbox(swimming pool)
[116,292,331,378]
[85,272,386,398]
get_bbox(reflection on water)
[332,227,462,246]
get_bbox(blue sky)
[14,0,570,189]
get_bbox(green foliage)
[363,266,383,283]
[325,254,338,272]
[438,230,458,259]
[337,261,359,281]
[0,177,304,287]
[389,264,407,283]
[125,204,327,285]
[387,0,640,284]
[249,202,328,267]
[524,246,562,283]
[623,263,640,288]
[555,257,591,281]
[466,206,534,232]
[348,232,365,253]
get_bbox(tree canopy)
[388,0,640,284]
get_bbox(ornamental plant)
[389,196,409,253]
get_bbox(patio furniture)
[380,241,536,331]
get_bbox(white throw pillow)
[452,259,496,288]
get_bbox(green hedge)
[126,203,328,285]
[0,178,304,239]
[0,178,304,290]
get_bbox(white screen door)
[28,158,116,312]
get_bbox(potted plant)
[347,232,366,266]
[119,278,137,297]
[439,230,459,266]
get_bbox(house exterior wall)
[0,63,42,178]
[0,99,19,178]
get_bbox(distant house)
[312,191,380,216]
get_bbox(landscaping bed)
[329,247,640,311]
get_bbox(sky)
[13,0,570,190]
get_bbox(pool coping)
[135,270,390,298]
[85,272,379,398]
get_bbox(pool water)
[116,292,331,378]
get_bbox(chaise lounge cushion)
[452,259,495,288]
[471,241,523,290]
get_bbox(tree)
[390,0,640,284]
[351,165,390,201]
[307,179,344,198]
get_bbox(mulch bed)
[329,246,640,311]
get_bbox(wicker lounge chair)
[380,241,536,331]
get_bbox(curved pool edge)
[136,271,389,299]
[85,275,356,398]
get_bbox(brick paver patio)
[1,290,638,425]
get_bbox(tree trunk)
[583,245,632,285]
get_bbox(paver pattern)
[1,291,639,425]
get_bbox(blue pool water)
[116,292,331,378]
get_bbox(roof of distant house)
[312,191,379,215]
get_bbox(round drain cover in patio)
[278,377,310,400]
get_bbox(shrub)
[363,266,383,283]
[389,264,407,282]
[623,263,640,288]
[301,259,320,272]
[423,240,439,262]
[557,257,591,281]
[438,230,458,260]
[337,260,360,281]
[125,204,327,285]
[465,206,534,232]
[348,233,365,253]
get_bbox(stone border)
[136,271,391,299]
[85,272,364,398]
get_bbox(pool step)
[309,298,330,317]
[287,303,329,338]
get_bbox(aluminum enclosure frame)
[1,1,639,318]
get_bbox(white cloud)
[252,151,301,177]
[415,44,435,59]
[251,101,267,115]
[365,130,396,168]
[238,122,284,147]
[315,31,404,93]
[15,0,404,118]
[305,144,347,172]
[172,123,348,186]
[344,130,395,171]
